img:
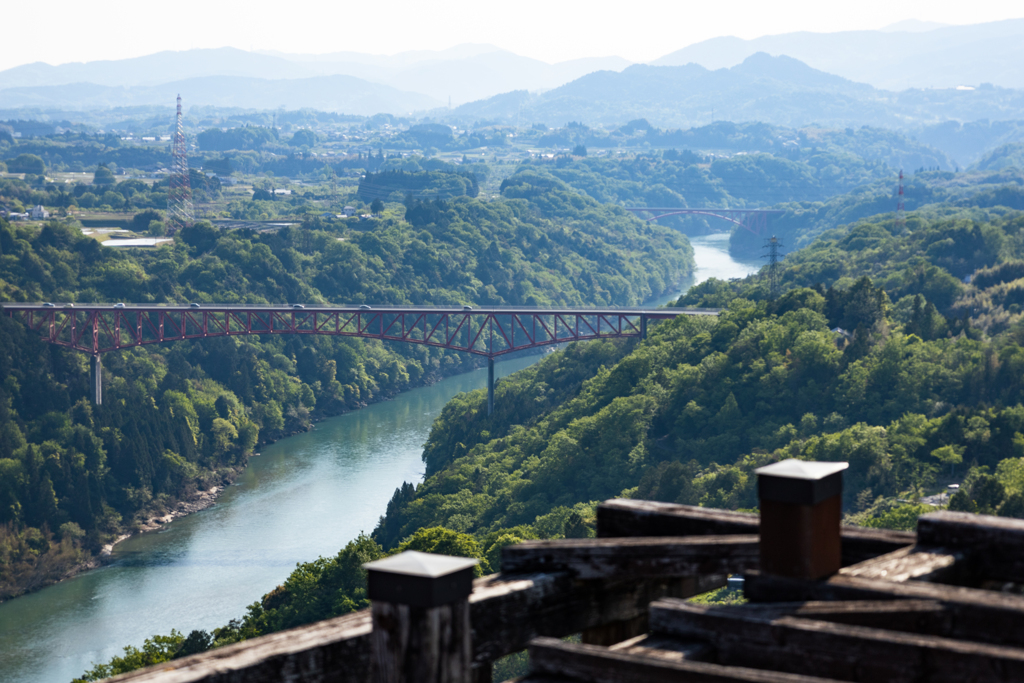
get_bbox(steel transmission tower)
[167,94,194,234]
[762,235,783,300]
[895,169,905,231]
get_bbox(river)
[0,233,760,683]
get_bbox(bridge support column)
[640,315,647,341]
[90,355,103,405]
[487,357,494,416]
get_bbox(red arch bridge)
[624,207,783,236]
[3,304,717,412]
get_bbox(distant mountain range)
[0,45,631,107]
[263,46,631,104]
[0,74,439,116]
[2,19,1024,129]
[446,53,1024,130]
[655,18,1024,90]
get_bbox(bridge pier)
[487,357,494,416]
[90,355,102,405]
[640,315,647,341]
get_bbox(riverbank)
[0,471,244,605]
[0,350,547,606]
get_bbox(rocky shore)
[94,484,228,560]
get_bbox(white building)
[29,205,49,220]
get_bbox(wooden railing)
[105,498,912,683]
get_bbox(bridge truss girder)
[624,208,783,237]
[5,306,706,358]
[6,305,715,411]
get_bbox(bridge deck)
[2,303,717,316]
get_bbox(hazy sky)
[2,0,1022,72]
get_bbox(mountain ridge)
[653,18,1024,90]
[0,44,633,107]
[445,53,1024,133]
[0,73,440,115]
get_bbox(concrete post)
[90,355,103,405]
[365,551,479,683]
[754,459,848,579]
[487,357,494,416]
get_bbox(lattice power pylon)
[895,169,906,231]
[762,235,783,300]
[167,94,194,234]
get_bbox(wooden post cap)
[364,551,478,608]
[755,459,848,505]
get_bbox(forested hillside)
[497,124,955,238]
[535,120,951,170]
[82,205,1024,681]
[524,147,887,229]
[731,168,1024,255]
[0,178,693,603]
[367,207,1024,565]
[356,169,479,202]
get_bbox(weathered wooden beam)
[469,571,724,666]
[607,633,713,662]
[917,511,1024,582]
[835,525,919,565]
[578,575,727,647]
[917,510,1024,547]
[525,636,846,683]
[691,599,949,634]
[580,613,649,647]
[596,499,914,566]
[838,545,966,584]
[105,610,372,682]
[649,598,1024,683]
[501,536,759,580]
[743,569,1024,647]
[597,500,759,537]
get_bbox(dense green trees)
[198,126,280,152]
[730,168,1024,255]
[288,129,317,148]
[521,147,893,234]
[0,175,693,601]
[122,202,1024,671]
[93,165,115,185]
[6,154,45,175]
[374,208,1024,553]
[78,197,1024,682]
[0,173,177,214]
[357,169,479,202]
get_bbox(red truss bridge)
[624,207,783,236]
[3,304,717,410]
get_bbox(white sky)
[2,0,1022,72]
